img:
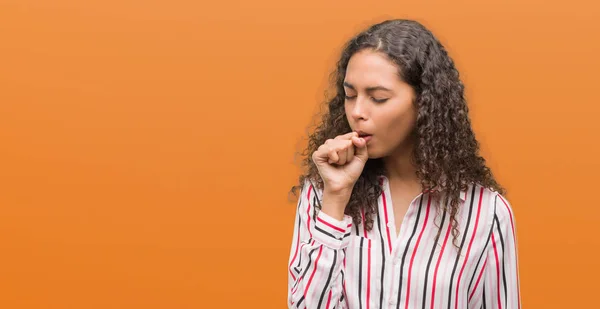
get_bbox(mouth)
[355,130,372,138]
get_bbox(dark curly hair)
[289,19,506,247]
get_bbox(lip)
[355,130,373,143]
[355,130,372,137]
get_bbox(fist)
[311,131,369,192]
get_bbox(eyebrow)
[343,81,392,92]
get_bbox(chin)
[367,151,384,159]
[367,146,394,160]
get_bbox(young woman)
[287,19,521,309]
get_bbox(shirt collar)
[379,175,468,202]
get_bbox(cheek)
[376,105,417,146]
[380,105,415,134]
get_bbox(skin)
[313,49,423,234]
[343,49,417,162]
[344,49,421,235]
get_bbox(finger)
[336,146,347,165]
[334,131,359,140]
[351,136,363,147]
[332,141,348,165]
[352,136,368,160]
[328,147,340,164]
[313,144,331,163]
[339,140,354,165]
[346,140,354,163]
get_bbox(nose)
[348,95,369,121]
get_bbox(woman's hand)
[312,131,369,194]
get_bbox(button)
[387,222,393,228]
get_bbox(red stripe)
[304,245,324,296]
[291,240,316,296]
[469,259,487,301]
[289,214,302,281]
[290,185,316,281]
[291,280,300,295]
[317,216,345,233]
[455,187,484,309]
[326,290,332,309]
[498,195,515,240]
[366,239,372,309]
[492,233,503,309]
[342,253,347,301]
[290,270,296,281]
[405,195,432,309]
[498,195,521,309]
[381,187,393,253]
[306,185,313,238]
[430,218,452,309]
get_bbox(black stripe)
[297,247,319,288]
[467,209,495,293]
[296,238,313,269]
[296,296,305,308]
[295,246,320,308]
[446,185,477,309]
[312,182,322,208]
[344,232,351,238]
[340,248,346,300]
[396,195,426,309]
[315,225,340,240]
[482,284,486,309]
[358,237,364,309]
[494,214,508,308]
[375,205,386,309]
[340,251,346,302]
[422,208,447,309]
[317,250,337,308]
[293,214,303,271]
[313,195,320,221]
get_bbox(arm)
[287,179,353,309]
[482,194,522,308]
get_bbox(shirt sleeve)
[482,193,522,309]
[287,178,353,309]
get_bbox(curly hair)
[289,19,506,247]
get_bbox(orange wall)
[1,1,599,308]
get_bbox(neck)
[382,141,422,191]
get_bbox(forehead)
[344,50,401,86]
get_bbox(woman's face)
[344,49,417,159]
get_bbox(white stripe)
[287,177,521,309]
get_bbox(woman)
[287,19,521,309]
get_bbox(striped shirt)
[287,176,521,309]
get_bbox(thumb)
[352,136,369,161]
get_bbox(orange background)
[1,0,599,308]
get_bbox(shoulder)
[298,178,324,210]
[473,184,516,226]
[301,178,323,197]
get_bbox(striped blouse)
[287,176,521,309]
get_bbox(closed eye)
[344,95,388,103]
